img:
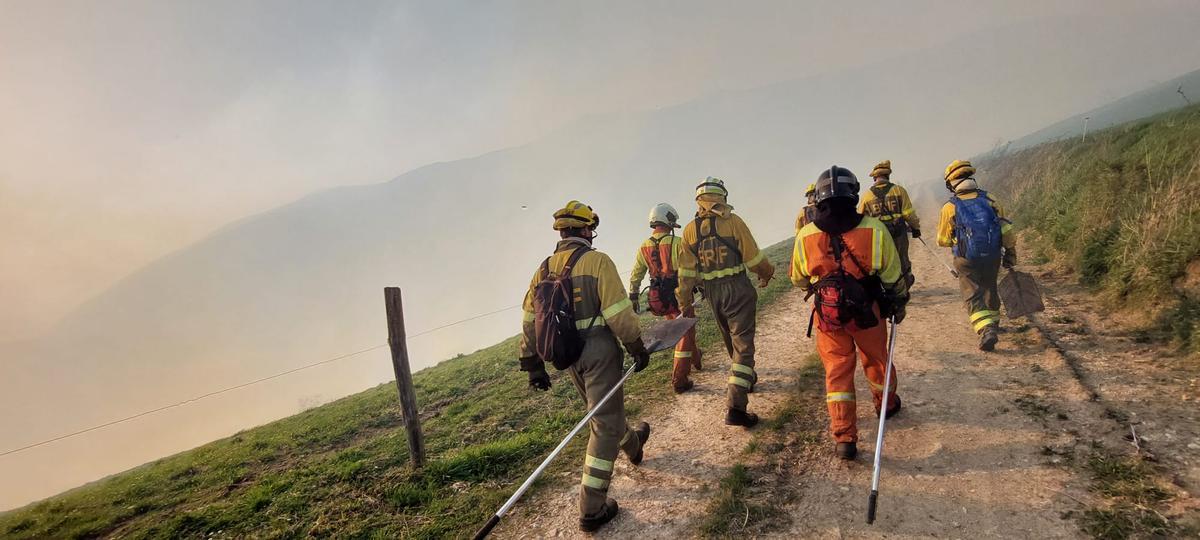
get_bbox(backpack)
[808,235,881,336]
[868,183,907,236]
[687,216,743,273]
[533,247,593,370]
[645,235,680,317]
[950,190,1002,260]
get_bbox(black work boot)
[673,380,695,394]
[836,441,858,461]
[725,408,759,428]
[875,395,902,419]
[629,422,651,466]
[979,327,999,352]
[579,498,619,533]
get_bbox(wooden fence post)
[384,287,426,468]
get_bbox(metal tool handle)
[918,237,959,278]
[473,363,638,539]
[867,318,898,524]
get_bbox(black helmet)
[813,165,860,204]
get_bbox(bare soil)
[498,244,1198,539]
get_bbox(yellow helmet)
[870,160,892,179]
[553,200,600,230]
[944,160,975,182]
[805,183,817,196]
[695,176,729,199]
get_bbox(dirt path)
[773,245,1093,539]
[499,242,1194,539]
[499,287,811,538]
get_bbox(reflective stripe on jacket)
[628,231,682,293]
[858,180,921,231]
[676,212,774,307]
[936,190,1015,251]
[790,216,908,298]
[519,238,641,359]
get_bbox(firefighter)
[518,201,652,532]
[791,166,908,460]
[858,160,920,287]
[937,160,1016,352]
[794,183,818,232]
[628,203,703,393]
[676,178,775,428]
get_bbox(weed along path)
[498,243,1195,539]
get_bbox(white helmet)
[648,203,681,228]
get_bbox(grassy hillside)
[979,104,1200,353]
[0,239,797,539]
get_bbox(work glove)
[519,355,551,391]
[1002,248,1017,269]
[528,369,551,391]
[624,339,651,372]
[758,274,773,288]
[892,303,907,325]
[629,291,641,313]
[911,228,922,239]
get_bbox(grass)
[979,103,1200,354]
[0,239,796,539]
[699,354,823,538]
[1077,452,1178,539]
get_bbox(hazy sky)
[5,0,1194,340]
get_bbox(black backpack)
[533,247,593,370]
[808,235,881,336]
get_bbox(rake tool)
[472,317,697,539]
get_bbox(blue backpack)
[950,190,1002,260]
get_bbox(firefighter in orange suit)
[791,166,909,460]
[628,203,702,393]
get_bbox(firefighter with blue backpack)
[937,160,1017,351]
[517,200,652,532]
[628,203,703,393]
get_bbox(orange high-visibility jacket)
[628,231,682,293]
[790,216,907,297]
[519,238,641,359]
[676,213,774,306]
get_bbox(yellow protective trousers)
[566,329,644,518]
[954,256,1002,333]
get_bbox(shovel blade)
[999,270,1045,319]
[641,317,699,353]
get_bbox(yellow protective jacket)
[628,231,683,293]
[936,190,1016,251]
[790,216,909,298]
[858,180,920,232]
[519,238,641,359]
[794,205,817,233]
[675,212,774,307]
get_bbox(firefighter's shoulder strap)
[539,245,592,280]
[870,182,894,201]
[687,216,743,261]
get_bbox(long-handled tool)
[866,317,898,525]
[917,237,959,278]
[473,363,636,539]
[472,317,698,539]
